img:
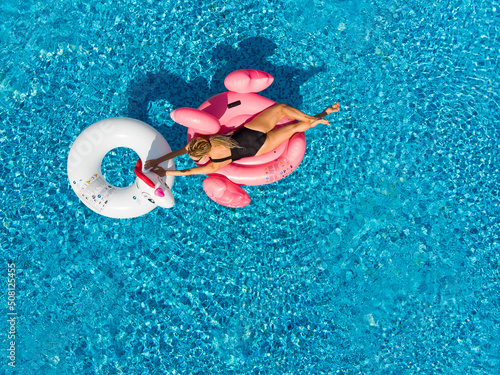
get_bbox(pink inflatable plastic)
[170,69,307,208]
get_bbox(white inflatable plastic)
[67,117,175,218]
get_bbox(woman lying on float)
[146,102,339,177]
[146,68,339,208]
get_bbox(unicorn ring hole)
[101,147,139,188]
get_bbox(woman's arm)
[165,160,230,176]
[145,144,189,169]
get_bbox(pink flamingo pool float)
[170,69,307,208]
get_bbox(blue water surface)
[1,0,499,373]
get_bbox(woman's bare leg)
[243,104,319,133]
[255,103,339,156]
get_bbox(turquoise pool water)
[1,0,499,373]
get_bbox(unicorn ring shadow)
[170,69,307,208]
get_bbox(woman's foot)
[309,118,330,128]
[325,103,340,114]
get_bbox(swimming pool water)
[1,0,499,373]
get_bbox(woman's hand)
[152,166,166,175]
[144,145,189,171]
[144,158,159,170]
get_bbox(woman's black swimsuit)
[210,127,267,163]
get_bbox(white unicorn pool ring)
[171,69,307,208]
[67,117,175,218]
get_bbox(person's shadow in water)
[126,37,323,150]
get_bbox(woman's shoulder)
[207,144,231,163]
[210,144,231,158]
